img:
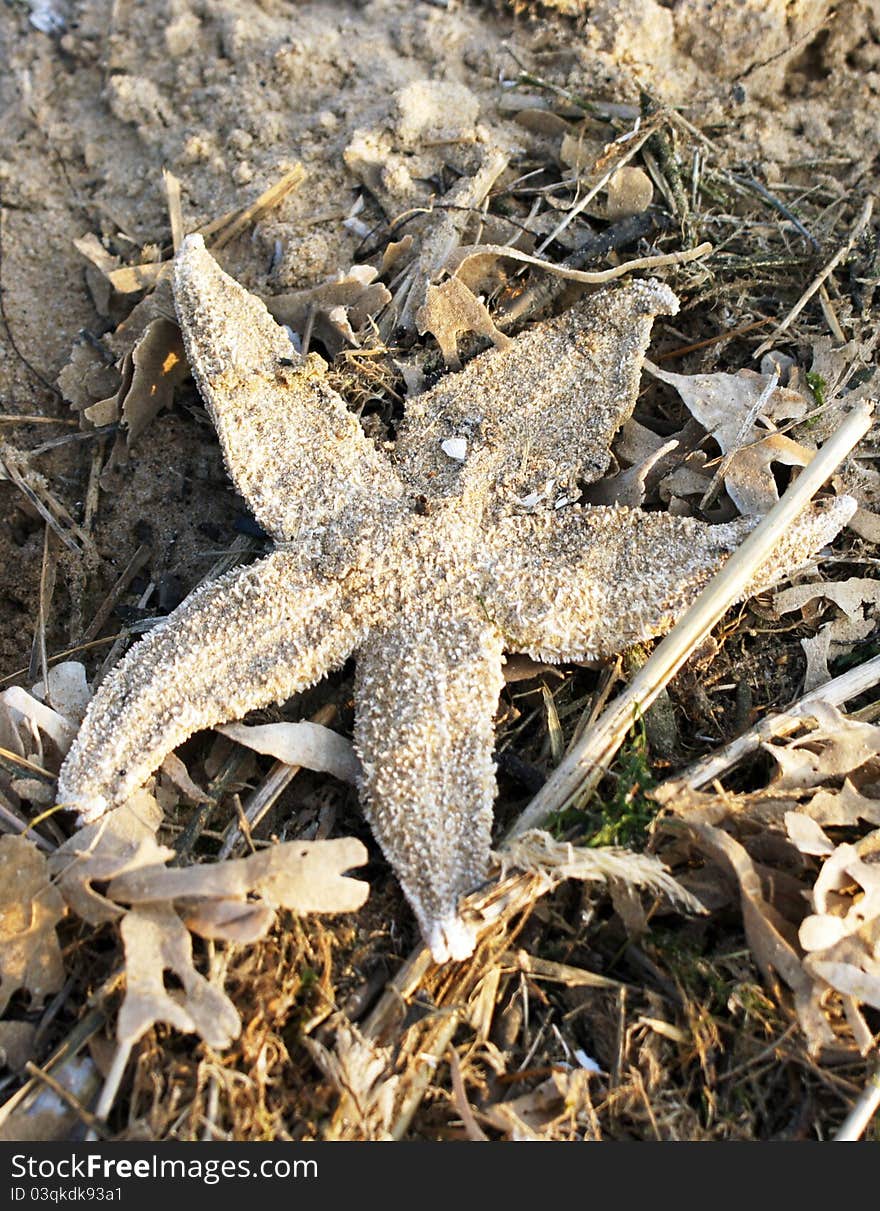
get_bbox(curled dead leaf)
[268,265,392,357]
[117,903,240,1050]
[49,791,172,925]
[415,277,512,369]
[0,836,65,1015]
[217,719,360,783]
[107,836,370,916]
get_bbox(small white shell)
[440,437,468,461]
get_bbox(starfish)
[58,235,854,962]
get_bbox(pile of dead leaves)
[655,699,880,1060]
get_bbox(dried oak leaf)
[806,931,880,1013]
[268,266,392,358]
[119,317,188,444]
[49,790,172,925]
[0,835,65,1015]
[107,837,370,917]
[0,685,76,761]
[60,279,186,446]
[117,902,240,1050]
[647,363,813,515]
[803,780,880,828]
[765,702,880,790]
[774,578,880,691]
[686,823,834,1052]
[217,719,359,783]
[415,277,512,369]
[0,1020,37,1073]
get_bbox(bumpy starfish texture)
[58,235,856,962]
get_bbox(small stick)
[728,172,820,250]
[0,447,94,555]
[754,197,873,358]
[28,523,57,688]
[81,542,151,644]
[496,210,666,328]
[653,650,880,803]
[506,401,873,839]
[90,1040,132,1132]
[834,1065,880,1142]
[0,415,78,425]
[163,168,184,253]
[818,282,847,343]
[24,1060,108,1138]
[655,316,771,361]
[0,1007,106,1128]
[0,800,55,850]
[210,163,306,251]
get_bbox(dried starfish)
[58,235,855,962]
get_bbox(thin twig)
[754,197,874,358]
[24,1061,109,1138]
[654,650,880,802]
[532,122,659,256]
[833,1064,880,1142]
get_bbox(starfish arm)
[480,497,857,661]
[393,278,678,509]
[58,551,366,821]
[173,235,402,556]
[353,602,505,963]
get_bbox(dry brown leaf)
[217,719,359,783]
[268,266,391,357]
[774,578,880,691]
[802,924,880,1016]
[784,812,835,857]
[775,577,880,625]
[605,165,653,219]
[0,685,76,760]
[686,823,834,1051]
[584,438,678,508]
[647,362,814,515]
[32,662,91,727]
[849,508,880,543]
[0,836,65,1015]
[121,317,188,444]
[766,702,880,789]
[483,1068,594,1140]
[380,235,414,275]
[804,779,880,827]
[0,1020,37,1072]
[800,629,833,692]
[60,278,182,445]
[117,903,240,1050]
[415,277,512,369]
[179,900,276,944]
[49,790,172,925]
[107,836,370,915]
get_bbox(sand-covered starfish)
[58,235,855,962]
